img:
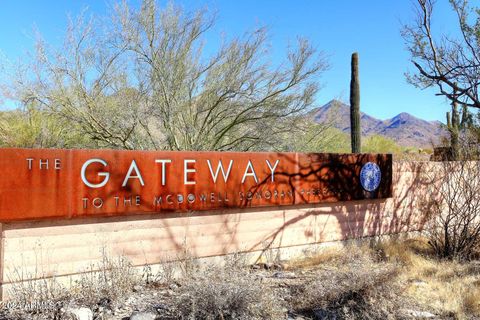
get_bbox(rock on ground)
[401,309,436,319]
[129,311,158,320]
[65,307,93,320]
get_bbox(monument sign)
[0,148,392,221]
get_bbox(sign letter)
[26,158,33,170]
[242,160,258,184]
[155,159,172,186]
[184,159,196,185]
[122,160,145,187]
[266,159,280,182]
[207,159,233,183]
[81,159,110,188]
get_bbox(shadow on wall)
[2,161,434,273]
[247,160,433,260]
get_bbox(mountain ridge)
[311,100,446,148]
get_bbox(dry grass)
[172,262,282,320]
[286,246,344,270]
[4,237,480,319]
[2,248,139,319]
[71,250,139,309]
[373,237,480,318]
[463,286,480,315]
[3,262,70,319]
[290,243,402,320]
[5,269,70,308]
[288,237,480,319]
[401,258,480,317]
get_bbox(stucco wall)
[0,161,431,297]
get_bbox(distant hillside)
[311,100,447,148]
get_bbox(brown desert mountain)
[311,100,447,148]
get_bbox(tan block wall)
[0,161,431,297]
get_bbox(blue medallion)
[360,162,381,192]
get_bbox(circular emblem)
[360,162,381,192]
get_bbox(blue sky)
[0,1,463,122]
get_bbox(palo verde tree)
[1,0,328,151]
[0,107,84,148]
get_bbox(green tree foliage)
[362,135,402,154]
[1,0,328,151]
[0,106,88,148]
[277,122,350,153]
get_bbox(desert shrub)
[292,245,400,320]
[423,159,480,260]
[176,242,202,279]
[5,272,69,308]
[1,251,138,319]
[144,240,204,286]
[143,258,177,285]
[2,263,70,319]
[71,250,139,309]
[363,134,403,154]
[172,264,282,320]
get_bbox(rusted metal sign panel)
[0,148,392,221]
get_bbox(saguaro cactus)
[460,104,472,128]
[446,87,460,160]
[446,97,473,160]
[350,52,361,153]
